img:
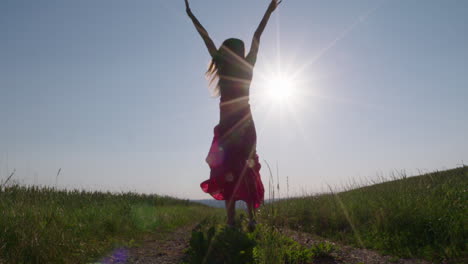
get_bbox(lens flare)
[266,74,295,103]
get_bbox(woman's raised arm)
[246,0,282,66]
[185,0,217,58]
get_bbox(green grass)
[184,218,320,264]
[2,167,466,263]
[0,185,221,263]
[260,167,468,262]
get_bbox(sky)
[1,0,467,199]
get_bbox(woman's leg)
[247,202,254,222]
[225,199,236,226]
[247,201,257,231]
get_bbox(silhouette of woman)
[185,0,281,228]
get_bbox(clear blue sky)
[1,0,467,199]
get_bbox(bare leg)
[247,202,257,231]
[225,199,236,226]
[246,202,254,222]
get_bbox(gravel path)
[125,225,192,264]
[280,228,434,264]
[100,224,437,264]
[100,225,193,264]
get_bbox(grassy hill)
[0,185,221,263]
[260,167,467,262]
[1,167,465,263]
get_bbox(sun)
[252,59,311,117]
[265,74,296,103]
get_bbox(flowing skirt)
[200,123,264,209]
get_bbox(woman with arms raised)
[185,0,281,230]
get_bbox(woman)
[185,0,281,228]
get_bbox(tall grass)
[184,218,317,264]
[0,185,220,263]
[260,167,467,262]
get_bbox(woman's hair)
[206,38,245,97]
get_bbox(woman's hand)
[184,0,217,57]
[247,0,283,66]
[184,0,192,14]
[267,0,282,12]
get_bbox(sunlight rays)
[291,0,387,80]
[265,74,294,102]
[250,0,388,144]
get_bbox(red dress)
[200,56,264,209]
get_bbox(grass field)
[1,167,466,263]
[0,185,220,263]
[259,167,467,262]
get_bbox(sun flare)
[266,75,296,103]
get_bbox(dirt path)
[281,228,434,264]
[100,225,193,264]
[100,225,435,264]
